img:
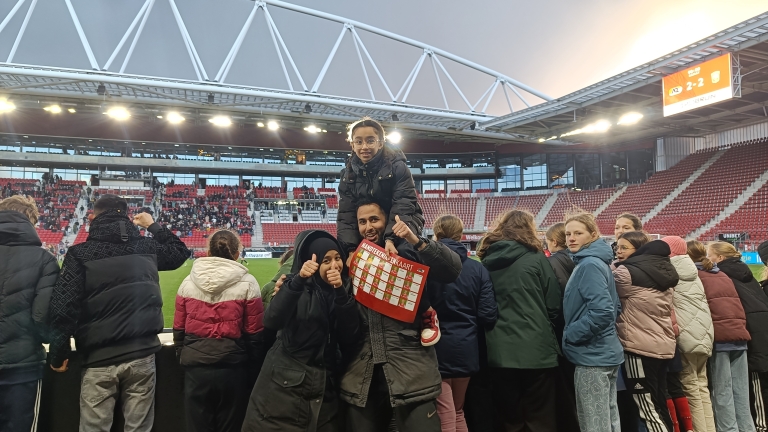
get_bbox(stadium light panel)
[0,99,16,113]
[44,105,62,114]
[267,121,279,130]
[68,108,76,113]
[257,122,265,128]
[304,125,319,133]
[209,116,232,127]
[388,131,402,144]
[106,107,130,120]
[166,112,185,124]
[617,112,644,125]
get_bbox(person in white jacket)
[662,236,715,432]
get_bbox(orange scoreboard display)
[662,53,734,117]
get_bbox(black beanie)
[759,241,768,266]
[302,237,341,264]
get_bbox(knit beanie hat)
[661,236,687,257]
[759,240,768,265]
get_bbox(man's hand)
[299,255,319,278]
[326,268,343,288]
[133,212,155,228]
[272,274,286,297]
[51,359,69,373]
[385,240,399,256]
[392,215,419,246]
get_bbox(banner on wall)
[244,251,272,259]
[741,252,763,265]
[662,53,734,117]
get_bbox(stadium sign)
[245,251,273,259]
[662,53,734,117]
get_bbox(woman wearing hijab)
[241,230,361,432]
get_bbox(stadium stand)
[262,223,336,245]
[700,182,768,243]
[541,188,617,228]
[419,197,478,228]
[644,142,768,237]
[485,193,551,228]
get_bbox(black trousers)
[184,365,250,432]
[555,357,580,432]
[465,367,495,432]
[0,380,41,432]
[490,367,558,432]
[750,370,768,432]
[345,365,440,432]
[623,353,673,432]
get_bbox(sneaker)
[421,309,441,346]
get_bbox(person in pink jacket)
[613,231,679,432]
[173,230,266,432]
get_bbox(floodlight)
[97,84,106,95]
[207,93,215,104]
[257,122,265,128]
[267,121,279,130]
[304,125,319,133]
[209,116,231,127]
[0,99,16,113]
[304,103,312,114]
[388,131,402,144]
[44,105,62,114]
[67,108,76,113]
[167,112,185,124]
[617,112,644,125]
[106,107,130,120]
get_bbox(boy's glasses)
[351,138,381,147]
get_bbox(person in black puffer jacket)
[708,241,768,431]
[0,196,59,432]
[48,194,190,432]
[428,215,498,432]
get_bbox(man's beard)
[362,229,383,245]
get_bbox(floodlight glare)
[167,112,185,124]
[106,107,130,120]
[209,116,232,127]
[0,99,16,113]
[44,105,62,114]
[388,131,402,144]
[304,125,319,133]
[67,108,76,113]
[257,122,265,128]
[267,121,279,130]
[617,112,644,125]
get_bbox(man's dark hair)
[355,199,386,218]
[93,194,128,216]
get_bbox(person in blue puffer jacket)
[562,213,624,432]
[428,215,498,432]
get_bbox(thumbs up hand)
[392,215,419,246]
[300,254,320,278]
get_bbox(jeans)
[79,354,156,432]
[0,380,41,432]
[709,350,755,432]
[436,377,470,432]
[574,365,621,432]
[680,352,716,432]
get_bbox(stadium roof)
[0,4,766,149]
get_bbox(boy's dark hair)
[348,117,385,143]
[93,194,128,216]
[209,230,241,261]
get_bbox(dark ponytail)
[208,230,241,261]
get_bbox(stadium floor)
[155,259,766,328]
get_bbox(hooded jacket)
[339,236,462,409]
[563,239,624,367]
[173,257,264,367]
[48,210,190,368]
[669,255,714,356]
[0,210,59,384]
[718,257,768,372]
[482,240,561,369]
[242,230,360,432]
[697,265,750,344]
[337,145,424,253]
[612,241,679,359]
[548,248,575,292]
[431,239,498,377]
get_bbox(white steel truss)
[0,0,551,140]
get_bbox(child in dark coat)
[337,117,439,345]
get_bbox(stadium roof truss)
[481,12,768,146]
[0,0,552,143]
